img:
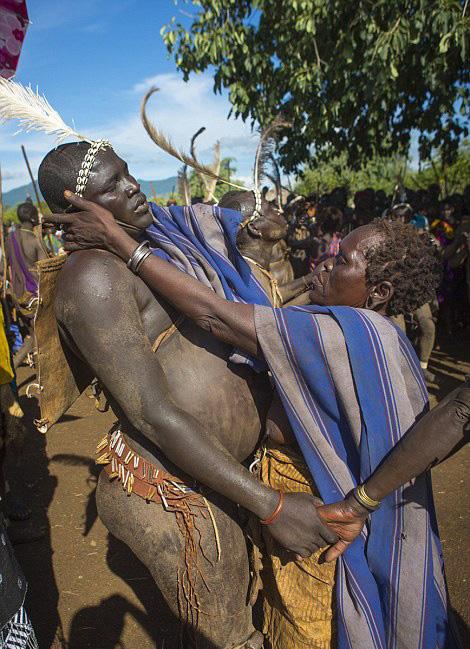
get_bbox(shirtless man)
[38,142,336,649]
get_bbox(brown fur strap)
[34,253,93,432]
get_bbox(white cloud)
[0,72,260,192]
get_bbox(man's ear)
[246,220,262,238]
[366,281,394,312]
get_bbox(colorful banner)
[0,0,29,79]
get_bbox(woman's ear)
[365,281,394,312]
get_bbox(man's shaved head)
[17,201,38,225]
[38,142,90,213]
[39,143,152,231]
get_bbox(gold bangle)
[355,484,381,510]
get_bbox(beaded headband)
[74,139,112,197]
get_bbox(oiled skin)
[270,239,294,286]
[55,249,272,648]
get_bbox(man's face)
[256,200,288,240]
[309,225,382,308]
[84,149,153,231]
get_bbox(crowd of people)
[281,183,470,381]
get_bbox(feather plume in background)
[189,126,206,160]
[203,141,221,202]
[188,126,221,201]
[141,87,245,191]
[177,166,191,205]
[253,116,290,192]
[0,78,90,143]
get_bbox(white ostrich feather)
[0,77,91,143]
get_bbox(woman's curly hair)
[364,218,442,316]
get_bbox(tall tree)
[162,1,469,171]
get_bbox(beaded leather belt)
[96,427,205,511]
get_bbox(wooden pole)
[21,144,42,208]
[21,144,53,255]
[0,166,7,299]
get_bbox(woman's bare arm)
[49,193,259,357]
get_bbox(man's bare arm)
[362,382,470,502]
[56,251,336,557]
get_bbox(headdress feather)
[189,126,222,201]
[253,116,290,192]
[189,126,206,160]
[140,87,245,191]
[267,154,283,208]
[0,77,91,143]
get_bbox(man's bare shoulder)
[55,250,135,323]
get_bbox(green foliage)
[409,142,470,194]
[2,205,19,225]
[162,1,469,172]
[295,143,470,197]
[295,153,407,196]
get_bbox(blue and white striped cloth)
[145,202,271,308]
[254,304,458,649]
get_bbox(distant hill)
[2,176,178,207]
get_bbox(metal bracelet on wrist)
[353,484,381,512]
[126,241,152,274]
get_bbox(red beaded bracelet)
[260,491,285,526]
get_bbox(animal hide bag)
[32,254,93,432]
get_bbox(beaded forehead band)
[239,187,263,229]
[252,187,262,219]
[75,139,112,197]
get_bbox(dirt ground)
[6,333,470,649]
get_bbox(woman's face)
[309,225,383,308]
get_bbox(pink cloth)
[0,1,29,79]
[311,232,342,270]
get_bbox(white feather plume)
[0,77,91,143]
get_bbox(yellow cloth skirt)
[260,442,336,649]
[0,304,13,386]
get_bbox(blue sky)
[0,0,259,191]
